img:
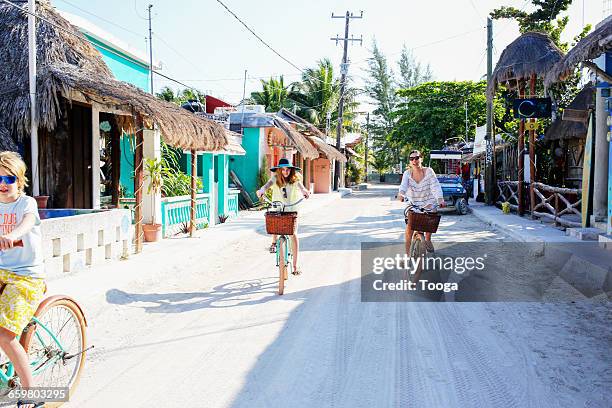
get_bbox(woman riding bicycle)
[397,150,445,254]
[256,158,310,275]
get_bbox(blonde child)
[0,151,45,408]
[256,158,310,275]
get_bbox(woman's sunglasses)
[282,187,287,198]
[0,175,17,185]
[409,156,420,161]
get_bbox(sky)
[52,0,604,106]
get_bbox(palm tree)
[289,59,359,134]
[250,76,290,112]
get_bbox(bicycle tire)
[20,298,87,407]
[409,232,425,282]
[278,237,287,295]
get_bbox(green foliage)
[257,156,270,188]
[392,81,489,163]
[490,0,591,52]
[156,86,206,105]
[398,45,433,90]
[346,160,364,185]
[370,150,393,174]
[159,141,202,197]
[250,76,291,112]
[144,158,163,195]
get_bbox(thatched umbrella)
[489,31,563,217]
[489,32,563,93]
[0,122,18,152]
[545,16,612,87]
[0,1,227,251]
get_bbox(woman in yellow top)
[256,158,310,275]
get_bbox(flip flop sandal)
[269,243,277,253]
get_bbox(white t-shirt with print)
[0,195,44,278]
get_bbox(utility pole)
[331,11,363,190]
[365,112,370,183]
[241,69,247,134]
[485,17,494,205]
[28,0,39,196]
[464,100,469,142]
[147,4,154,95]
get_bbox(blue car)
[429,150,469,215]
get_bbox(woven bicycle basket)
[405,211,441,233]
[265,211,298,235]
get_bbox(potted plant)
[143,158,163,242]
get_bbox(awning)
[345,146,358,156]
[308,136,347,162]
[272,117,319,159]
[429,150,462,160]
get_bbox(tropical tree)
[156,86,206,105]
[391,81,490,163]
[363,40,400,166]
[250,76,291,112]
[397,45,433,89]
[289,58,359,134]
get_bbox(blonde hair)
[0,151,28,193]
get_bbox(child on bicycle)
[0,151,45,408]
[256,158,310,275]
[397,150,445,254]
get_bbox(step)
[599,234,612,250]
[565,227,604,241]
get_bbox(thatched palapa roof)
[489,32,563,94]
[277,108,345,162]
[544,85,594,141]
[545,16,612,86]
[0,1,226,151]
[272,117,319,159]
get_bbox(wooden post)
[529,73,537,218]
[134,115,144,253]
[518,80,525,216]
[554,193,560,227]
[190,149,197,237]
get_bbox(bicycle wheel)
[20,297,87,407]
[409,232,425,282]
[278,236,287,295]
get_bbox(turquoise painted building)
[64,12,242,229]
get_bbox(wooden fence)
[497,181,582,228]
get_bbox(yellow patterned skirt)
[0,269,46,336]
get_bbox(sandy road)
[35,185,610,407]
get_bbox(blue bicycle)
[263,197,303,295]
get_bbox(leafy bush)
[160,141,203,197]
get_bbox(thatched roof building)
[545,16,612,87]
[0,0,227,151]
[272,116,319,159]
[489,32,563,94]
[277,108,345,162]
[544,85,595,141]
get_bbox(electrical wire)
[56,0,143,38]
[0,0,207,96]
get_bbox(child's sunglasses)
[0,175,17,185]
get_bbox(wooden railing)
[161,194,210,237]
[531,182,581,228]
[497,181,581,228]
[496,181,520,212]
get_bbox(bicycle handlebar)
[404,202,439,217]
[262,196,304,211]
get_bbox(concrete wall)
[41,209,132,278]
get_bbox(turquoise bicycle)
[263,197,303,295]
[0,241,89,407]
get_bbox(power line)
[56,0,143,38]
[0,0,207,96]
[215,0,304,73]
